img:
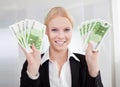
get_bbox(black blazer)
[20,53,103,87]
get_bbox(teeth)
[57,41,64,44]
[55,41,65,45]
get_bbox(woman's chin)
[53,46,67,52]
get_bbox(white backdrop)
[111,0,120,86]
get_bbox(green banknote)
[86,21,110,49]
[10,23,26,48]
[26,20,46,51]
[79,19,111,51]
[27,28,45,50]
[9,19,46,53]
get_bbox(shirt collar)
[41,48,80,65]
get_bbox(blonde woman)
[20,7,103,87]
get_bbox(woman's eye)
[51,29,58,32]
[65,28,71,32]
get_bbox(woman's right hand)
[20,44,41,77]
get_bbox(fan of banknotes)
[79,19,111,51]
[9,19,46,53]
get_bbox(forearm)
[20,61,40,87]
[20,71,39,87]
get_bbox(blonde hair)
[44,7,74,28]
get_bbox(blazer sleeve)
[20,60,41,87]
[73,53,103,87]
[86,71,103,87]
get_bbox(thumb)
[31,44,37,52]
[87,42,93,51]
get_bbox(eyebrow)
[50,26,71,29]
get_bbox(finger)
[93,49,99,53]
[19,44,27,54]
[19,44,31,60]
[31,44,40,56]
[87,42,93,51]
[31,44,37,52]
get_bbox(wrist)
[27,64,40,77]
[88,67,100,77]
[27,70,39,79]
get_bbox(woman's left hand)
[85,42,100,77]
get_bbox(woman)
[20,7,103,87]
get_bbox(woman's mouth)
[55,41,65,46]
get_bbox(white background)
[0,0,119,87]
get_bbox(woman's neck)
[49,47,68,62]
[49,47,68,77]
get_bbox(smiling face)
[46,16,73,52]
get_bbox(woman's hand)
[20,44,41,77]
[85,42,100,77]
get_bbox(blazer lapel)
[70,56,82,87]
[40,60,50,87]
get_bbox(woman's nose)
[57,31,65,39]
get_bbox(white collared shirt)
[41,48,80,87]
[27,48,80,87]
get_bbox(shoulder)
[73,53,87,65]
[73,53,85,60]
[73,53,85,58]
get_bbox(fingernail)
[93,49,99,52]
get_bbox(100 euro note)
[79,23,86,47]
[84,20,111,50]
[79,21,96,49]
[9,23,26,49]
[25,19,46,53]
[9,19,46,53]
